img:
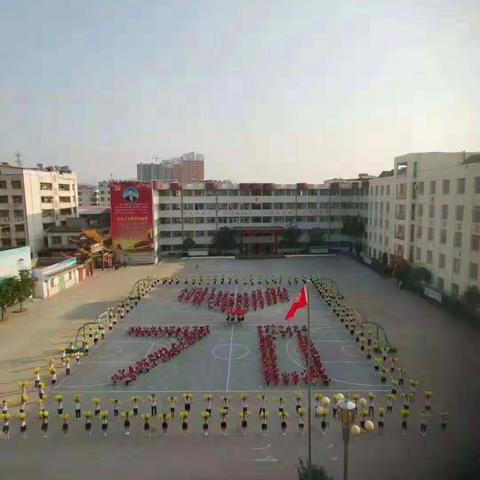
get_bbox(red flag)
[285,286,308,321]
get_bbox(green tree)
[282,226,301,248]
[407,266,431,288]
[461,286,480,309]
[341,215,365,253]
[15,269,34,312]
[0,277,17,321]
[212,227,236,253]
[182,237,197,251]
[297,459,333,480]
[308,228,325,246]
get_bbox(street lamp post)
[339,399,357,480]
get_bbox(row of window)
[158,215,353,225]
[158,189,367,198]
[0,195,22,204]
[0,238,26,247]
[370,177,480,197]
[0,180,22,189]
[369,203,480,223]
[159,202,366,211]
[0,224,25,233]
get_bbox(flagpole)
[306,280,312,469]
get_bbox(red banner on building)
[111,182,153,252]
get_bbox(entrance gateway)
[233,227,285,257]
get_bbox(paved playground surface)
[0,256,479,480]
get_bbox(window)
[438,277,444,291]
[417,225,422,239]
[0,181,6,189]
[381,186,384,196]
[59,196,70,202]
[60,208,72,215]
[451,283,460,298]
[456,206,464,221]
[415,247,421,261]
[11,180,21,189]
[0,196,7,203]
[430,181,436,195]
[12,195,22,204]
[472,235,480,252]
[41,196,53,203]
[51,236,62,245]
[441,205,448,220]
[469,262,478,280]
[439,253,446,269]
[428,228,434,241]
[442,180,450,194]
[429,205,435,218]
[0,210,9,219]
[453,258,461,274]
[59,184,70,191]
[426,250,433,264]
[457,178,466,194]
[417,204,423,217]
[386,185,390,195]
[473,206,480,223]
[417,182,424,195]
[454,232,462,248]
[440,230,447,244]
[475,177,480,194]
[14,224,24,232]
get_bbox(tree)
[308,228,325,246]
[407,266,431,288]
[15,270,34,311]
[297,459,333,480]
[461,286,480,309]
[341,215,365,253]
[282,226,301,248]
[0,277,17,321]
[182,237,196,251]
[212,227,236,253]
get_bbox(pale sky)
[0,0,479,184]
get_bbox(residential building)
[366,152,480,297]
[137,152,205,183]
[97,180,112,206]
[78,184,99,206]
[0,163,78,255]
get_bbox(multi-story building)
[98,180,112,206]
[0,163,78,255]
[137,152,205,183]
[152,178,369,256]
[366,152,480,297]
[78,184,99,207]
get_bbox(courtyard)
[0,255,478,480]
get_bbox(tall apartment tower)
[366,152,480,297]
[137,152,204,183]
[0,163,78,255]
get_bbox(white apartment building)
[153,179,369,256]
[78,184,99,207]
[367,152,480,297]
[0,164,78,256]
[98,180,111,206]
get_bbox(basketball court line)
[225,325,235,392]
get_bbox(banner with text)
[111,182,153,252]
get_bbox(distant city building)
[366,151,480,298]
[97,180,112,206]
[137,152,205,183]
[78,184,99,207]
[0,163,78,256]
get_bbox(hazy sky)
[0,0,479,184]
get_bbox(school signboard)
[110,182,154,253]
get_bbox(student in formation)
[101,411,109,437]
[74,395,81,419]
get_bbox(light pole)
[339,399,357,480]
